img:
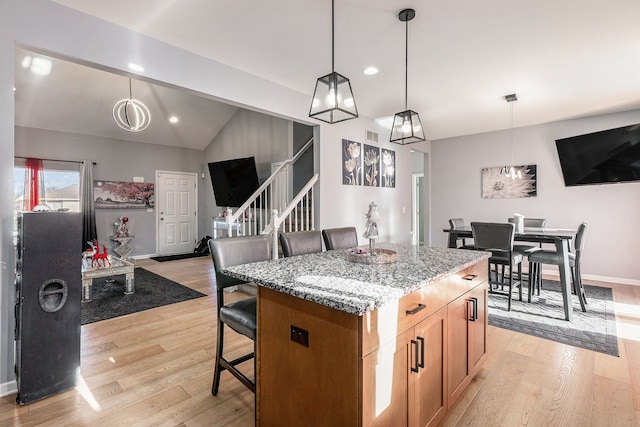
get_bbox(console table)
[81,257,134,302]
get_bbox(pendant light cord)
[128,78,133,100]
[404,17,408,111]
[331,0,335,72]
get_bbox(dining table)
[443,225,577,321]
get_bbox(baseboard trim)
[542,270,640,287]
[0,380,17,398]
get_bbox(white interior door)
[156,171,198,255]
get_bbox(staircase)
[221,138,317,258]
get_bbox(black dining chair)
[471,222,523,311]
[448,218,476,250]
[322,227,358,250]
[279,230,323,257]
[527,222,588,312]
[508,217,547,294]
[208,235,271,395]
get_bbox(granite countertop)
[222,243,490,316]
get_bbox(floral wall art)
[342,139,362,185]
[381,149,396,188]
[363,144,380,187]
[94,180,155,208]
[481,165,537,198]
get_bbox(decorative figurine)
[88,240,111,268]
[363,201,380,255]
[114,216,129,237]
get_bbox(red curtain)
[23,158,44,211]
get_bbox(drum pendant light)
[113,78,151,132]
[390,8,426,145]
[309,0,358,123]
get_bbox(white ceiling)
[20,0,640,147]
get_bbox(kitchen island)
[224,244,490,427]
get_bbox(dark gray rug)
[81,268,206,325]
[488,279,619,356]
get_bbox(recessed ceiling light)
[363,66,379,76]
[169,116,179,124]
[128,63,144,73]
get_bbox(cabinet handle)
[462,274,477,281]
[468,297,478,322]
[406,303,426,315]
[410,339,419,373]
[417,336,425,369]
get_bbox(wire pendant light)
[500,93,522,179]
[390,8,425,145]
[113,78,151,132]
[309,0,358,123]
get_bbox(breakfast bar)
[224,244,490,426]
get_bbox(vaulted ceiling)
[18,0,640,148]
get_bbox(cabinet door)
[411,307,447,427]
[468,284,487,375]
[361,329,412,427]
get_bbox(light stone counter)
[223,243,490,315]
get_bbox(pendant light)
[500,93,521,179]
[390,8,425,145]
[309,0,358,123]
[113,77,151,132]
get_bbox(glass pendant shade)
[390,109,425,144]
[309,71,358,123]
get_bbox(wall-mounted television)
[555,123,640,187]
[208,157,260,207]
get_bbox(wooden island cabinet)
[252,254,488,426]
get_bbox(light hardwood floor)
[0,257,638,426]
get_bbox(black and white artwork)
[481,165,537,198]
[363,144,380,187]
[342,139,362,186]
[381,149,395,188]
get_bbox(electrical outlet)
[290,325,309,347]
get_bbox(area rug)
[488,279,619,356]
[81,268,206,325]
[150,252,208,262]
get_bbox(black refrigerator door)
[15,211,82,405]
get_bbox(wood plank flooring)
[0,257,638,426]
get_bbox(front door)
[156,171,198,255]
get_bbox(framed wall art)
[342,139,362,186]
[94,180,155,208]
[481,165,537,198]
[381,149,395,188]
[363,144,380,187]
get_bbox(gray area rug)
[81,268,206,325]
[488,279,619,356]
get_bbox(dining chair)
[527,222,588,312]
[279,230,323,257]
[208,235,271,395]
[448,218,476,250]
[471,222,523,311]
[508,217,547,293]
[322,227,358,250]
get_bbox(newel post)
[271,209,279,260]
[226,208,233,237]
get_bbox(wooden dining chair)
[322,227,358,250]
[471,222,523,311]
[279,230,323,257]
[527,222,588,312]
[208,235,271,395]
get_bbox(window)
[14,159,81,213]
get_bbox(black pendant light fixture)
[309,0,358,123]
[390,8,425,145]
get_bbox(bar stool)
[279,230,323,257]
[322,227,358,250]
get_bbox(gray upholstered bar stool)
[527,222,588,312]
[208,235,271,395]
[448,218,476,250]
[279,230,323,257]
[321,227,358,250]
[471,222,523,311]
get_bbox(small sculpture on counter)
[114,216,129,237]
[88,239,111,268]
[363,201,380,255]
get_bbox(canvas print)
[342,139,362,186]
[481,165,537,198]
[94,180,155,208]
[363,144,380,187]
[381,148,395,188]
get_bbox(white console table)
[212,217,255,238]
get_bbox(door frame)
[411,173,424,245]
[155,170,199,255]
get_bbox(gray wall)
[15,126,203,256]
[431,109,640,283]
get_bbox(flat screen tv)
[555,123,640,187]
[208,157,260,207]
